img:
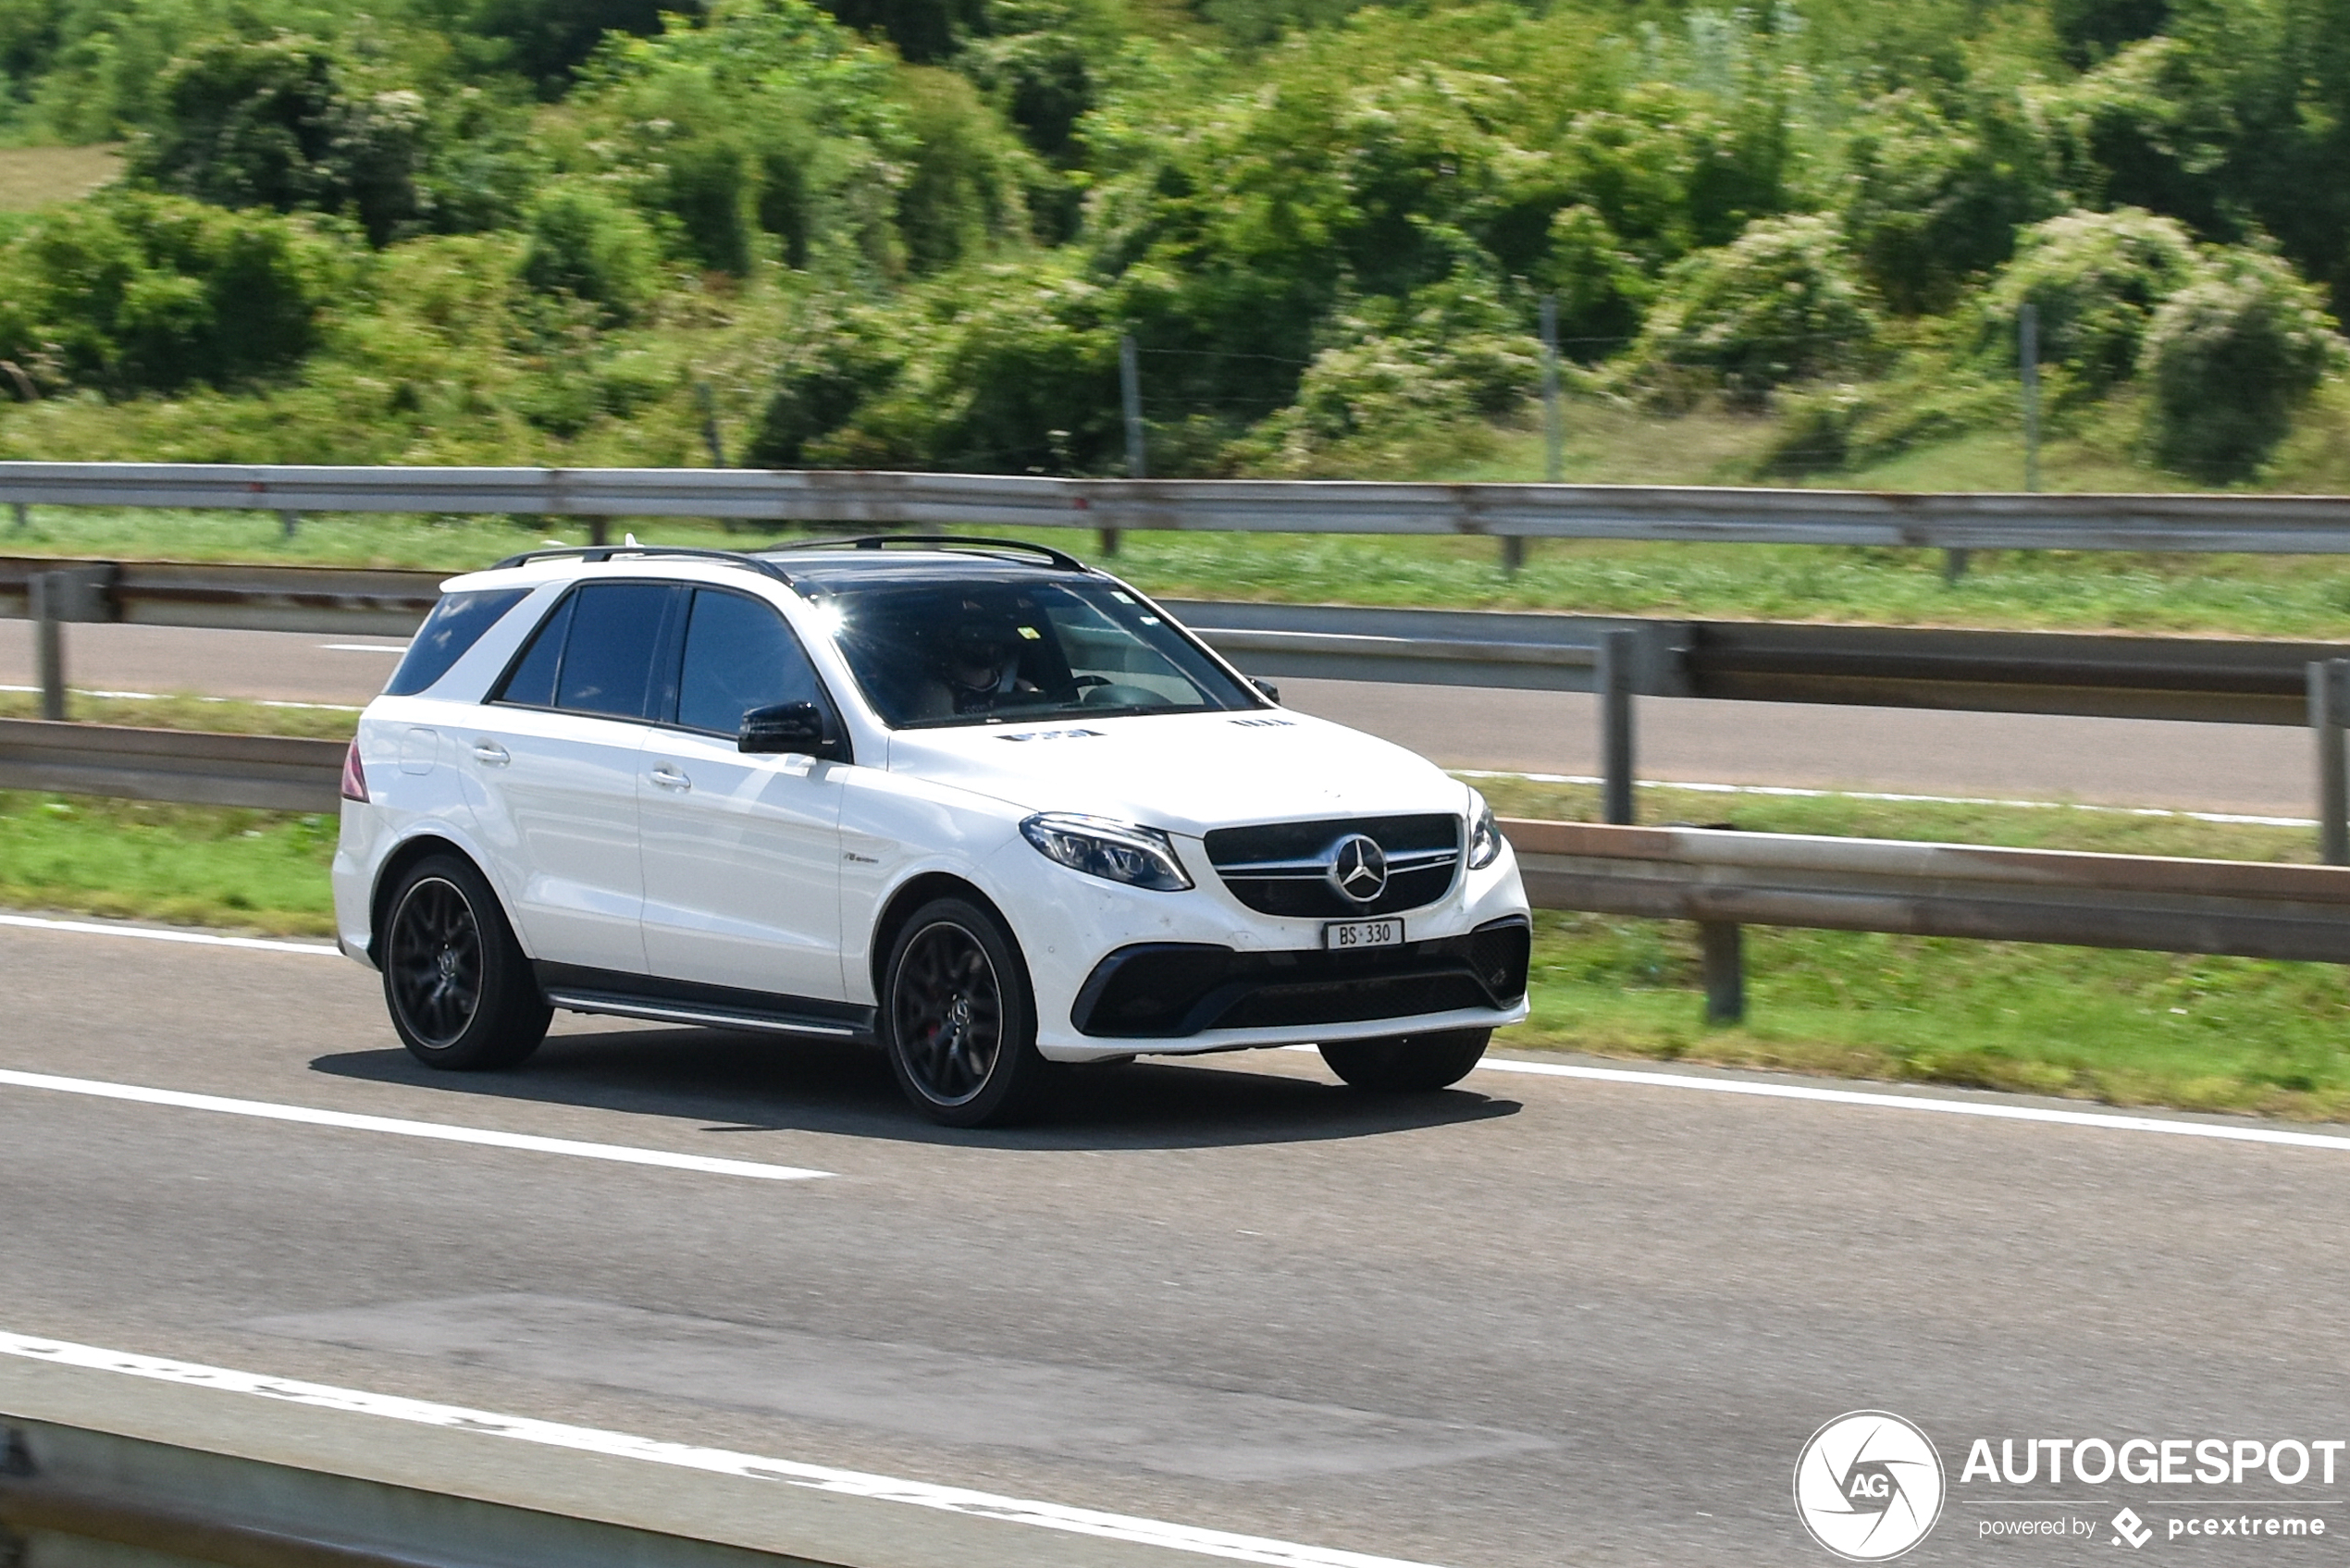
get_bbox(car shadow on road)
[308,1023,1520,1152]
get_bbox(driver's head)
[943,621,1017,692]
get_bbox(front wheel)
[380,854,550,1070]
[1320,1029,1490,1093]
[882,897,1052,1127]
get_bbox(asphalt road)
[6,919,2348,1566]
[0,620,2318,817]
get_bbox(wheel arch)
[369,833,515,968]
[868,872,1030,1006]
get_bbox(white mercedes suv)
[331,537,1531,1125]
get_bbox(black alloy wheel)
[883,897,1050,1126]
[379,854,550,1070]
[387,876,482,1048]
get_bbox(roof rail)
[487,543,794,583]
[761,534,1089,573]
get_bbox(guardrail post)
[1597,628,1636,825]
[278,510,300,540]
[31,571,66,721]
[8,501,24,534]
[1109,332,1143,560]
[1699,920,1744,1023]
[2313,659,2349,864]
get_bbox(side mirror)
[739,700,847,760]
[1251,678,1281,705]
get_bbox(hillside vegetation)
[3,0,2350,488]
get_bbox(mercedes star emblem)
[1327,833,1390,905]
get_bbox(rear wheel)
[883,897,1051,1127]
[380,855,550,1070]
[1320,1028,1490,1093]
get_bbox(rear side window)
[496,593,575,709]
[383,588,529,698]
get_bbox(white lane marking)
[0,1069,832,1182]
[1453,768,2317,829]
[320,643,409,653]
[0,684,363,712]
[1470,1055,2350,1154]
[0,913,338,954]
[16,911,2337,1158]
[0,1335,1446,1568]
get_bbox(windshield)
[812,575,1260,729]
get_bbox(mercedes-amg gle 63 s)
[332,537,1532,1125]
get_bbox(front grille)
[1204,812,1461,919]
[1071,918,1530,1038]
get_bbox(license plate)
[1324,918,1404,950]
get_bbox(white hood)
[884,709,1468,837]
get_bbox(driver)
[935,618,1040,714]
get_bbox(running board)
[544,989,874,1043]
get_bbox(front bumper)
[1073,918,1530,1039]
[1006,833,1533,1061]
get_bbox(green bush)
[1840,89,2051,315]
[2141,249,2343,482]
[1237,276,1540,474]
[517,182,660,323]
[1980,207,2200,401]
[0,191,340,393]
[1631,214,1876,406]
[128,32,430,245]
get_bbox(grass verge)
[2,782,2346,1118]
[0,792,337,934]
[0,688,361,737]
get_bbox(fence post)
[31,571,66,722]
[1507,294,1564,578]
[2313,659,2349,865]
[1700,920,1744,1024]
[1596,628,1637,825]
[694,381,726,468]
[2022,300,2042,496]
[1109,333,1144,560]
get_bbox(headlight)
[1020,813,1193,891]
[1467,791,1503,870]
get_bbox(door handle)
[650,763,691,792]
[472,740,510,767]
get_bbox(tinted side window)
[384,588,529,697]
[556,583,678,721]
[495,593,575,708]
[677,589,824,735]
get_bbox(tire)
[379,854,550,1070]
[1320,1028,1490,1093]
[882,897,1052,1127]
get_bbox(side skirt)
[534,962,878,1045]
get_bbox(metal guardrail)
[12,461,2350,552]
[0,719,344,810]
[0,1415,809,1568]
[5,557,2339,725]
[1504,816,2350,1019]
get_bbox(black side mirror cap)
[739,700,848,760]
[1251,678,1280,704]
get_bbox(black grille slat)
[1205,812,1461,919]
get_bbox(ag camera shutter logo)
[1794,1411,1947,1561]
